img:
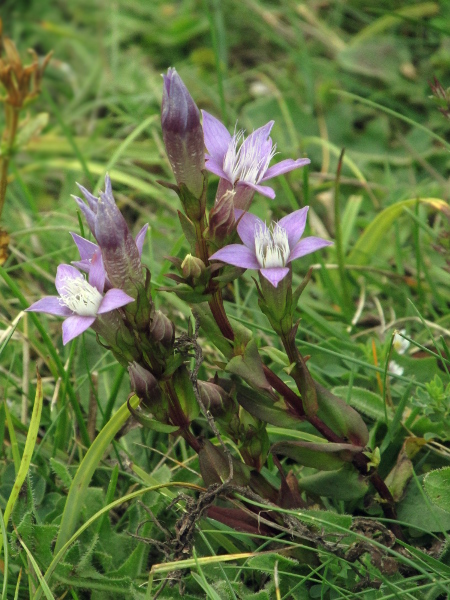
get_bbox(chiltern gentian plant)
[209,207,332,287]
[26,262,134,345]
[202,110,310,209]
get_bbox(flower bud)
[208,190,236,244]
[74,176,145,302]
[161,68,205,199]
[149,310,174,347]
[181,254,206,282]
[198,380,231,418]
[128,362,161,407]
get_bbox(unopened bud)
[198,381,231,418]
[161,68,205,199]
[181,254,205,282]
[128,362,161,407]
[149,310,174,347]
[208,190,236,243]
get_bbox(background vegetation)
[1,0,450,598]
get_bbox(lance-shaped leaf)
[193,302,233,360]
[206,506,274,536]
[172,365,200,422]
[298,465,369,501]
[384,437,426,503]
[315,382,369,446]
[272,440,363,471]
[198,439,251,487]
[226,338,275,398]
[236,383,303,429]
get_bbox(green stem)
[162,379,201,453]
[0,104,20,221]
[280,331,318,416]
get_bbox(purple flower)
[26,262,134,345]
[162,68,205,198]
[202,111,310,208]
[72,175,144,294]
[71,224,149,287]
[209,207,332,288]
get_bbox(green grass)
[1,1,450,598]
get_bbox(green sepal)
[213,265,245,285]
[236,382,303,428]
[316,382,369,446]
[226,338,274,397]
[172,365,200,421]
[291,267,313,309]
[272,440,363,471]
[178,210,197,252]
[193,302,233,359]
[258,271,294,336]
[178,172,208,221]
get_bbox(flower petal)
[62,315,95,345]
[98,289,134,314]
[288,237,333,262]
[262,158,310,181]
[88,250,106,292]
[202,110,231,162]
[71,233,97,260]
[209,244,260,269]
[240,121,274,157]
[238,181,276,199]
[260,267,290,288]
[135,224,149,256]
[236,211,264,251]
[76,183,98,211]
[72,195,96,235]
[26,296,72,317]
[55,264,84,296]
[204,158,229,181]
[278,207,309,249]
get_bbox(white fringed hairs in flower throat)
[254,222,290,269]
[58,275,103,316]
[223,128,277,187]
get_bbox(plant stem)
[0,103,19,221]
[280,331,317,416]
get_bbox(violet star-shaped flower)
[72,175,144,293]
[202,111,310,204]
[209,207,332,288]
[26,260,134,345]
[70,223,148,288]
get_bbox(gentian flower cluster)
[25,68,401,545]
